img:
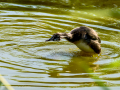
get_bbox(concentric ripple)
[0,2,120,90]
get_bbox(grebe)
[46,26,101,54]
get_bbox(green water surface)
[0,0,120,90]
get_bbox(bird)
[46,26,101,54]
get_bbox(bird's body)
[74,39,95,53]
[46,26,101,54]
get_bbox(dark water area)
[0,0,120,90]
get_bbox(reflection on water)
[0,1,120,90]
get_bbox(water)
[0,1,120,90]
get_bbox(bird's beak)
[45,36,54,41]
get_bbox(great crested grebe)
[46,26,101,54]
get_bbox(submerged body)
[46,26,101,54]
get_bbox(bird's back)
[70,26,101,43]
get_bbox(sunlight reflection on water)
[0,1,120,90]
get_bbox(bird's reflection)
[48,51,100,78]
[63,56,99,73]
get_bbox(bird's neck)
[59,33,73,42]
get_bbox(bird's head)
[46,33,61,41]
